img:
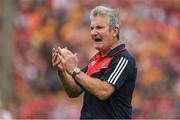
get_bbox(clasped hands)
[52,47,78,75]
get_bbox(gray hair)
[90,6,120,39]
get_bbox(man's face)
[90,15,116,54]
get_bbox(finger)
[52,51,58,60]
[53,60,61,67]
[62,48,74,56]
[52,51,56,62]
[52,48,56,53]
[52,56,60,66]
[55,48,59,54]
[74,53,78,62]
[58,47,64,56]
[52,52,61,65]
[52,48,59,55]
[52,48,56,57]
[52,54,63,66]
[58,47,71,58]
[52,55,58,66]
[52,54,57,63]
[52,48,59,58]
[74,53,77,57]
[57,53,65,64]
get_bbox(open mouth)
[94,38,102,42]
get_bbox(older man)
[52,6,137,119]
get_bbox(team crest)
[90,61,96,66]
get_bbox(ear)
[112,27,119,37]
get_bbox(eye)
[90,26,94,30]
[96,26,104,29]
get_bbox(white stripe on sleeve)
[108,58,127,84]
[108,57,127,83]
[112,60,128,85]
[107,57,123,83]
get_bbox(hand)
[52,47,65,72]
[58,47,78,75]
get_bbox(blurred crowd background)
[0,0,180,119]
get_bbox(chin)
[94,46,102,51]
[95,48,101,51]
[94,43,103,49]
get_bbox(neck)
[101,41,120,56]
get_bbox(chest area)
[86,56,112,76]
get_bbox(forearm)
[74,72,114,100]
[58,70,83,97]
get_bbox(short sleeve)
[100,57,129,90]
[81,66,88,73]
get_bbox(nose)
[91,28,98,36]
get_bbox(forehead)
[90,15,109,26]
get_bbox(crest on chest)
[86,56,112,76]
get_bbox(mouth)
[94,38,102,42]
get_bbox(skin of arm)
[52,48,83,98]
[57,70,83,98]
[58,48,115,100]
[54,47,115,100]
[74,71,115,100]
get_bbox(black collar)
[107,44,126,57]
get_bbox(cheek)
[104,37,114,47]
[103,34,112,42]
[103,30,112,37]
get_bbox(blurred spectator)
[0,99,12,119]
[0,0,179,119]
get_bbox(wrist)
[72,67,81,79]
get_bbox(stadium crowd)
[0,0,180,118]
